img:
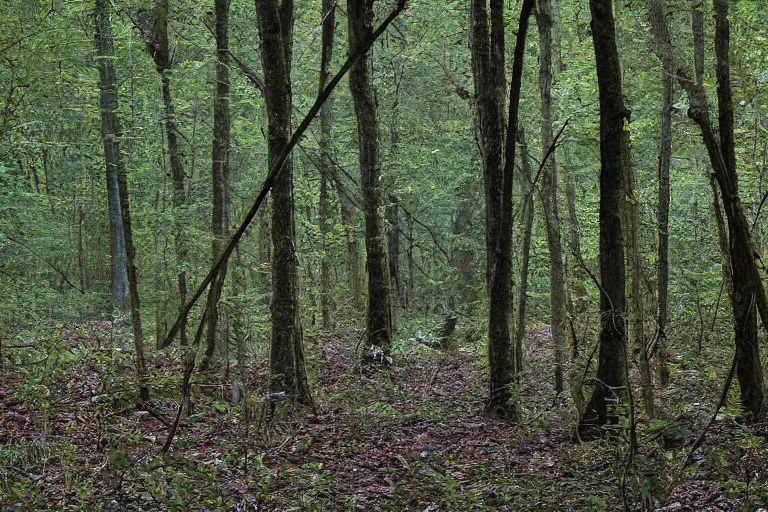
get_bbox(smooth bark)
[95,0,129,310]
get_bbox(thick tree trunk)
[348,0,393,362]
[579,0,628,431]
[318,0,335,331]
[536,0,567,395]
[470,0,534,420]
[202,0,231,368]
[675,0,767,418]
[94,0,129,309]
[256,0,313,404]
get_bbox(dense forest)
[1,0,767,509]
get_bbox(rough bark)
[256,0,313,404]
[318,0,335,331]
[579,0,629,431]
[470,0,534,420]
[202,0,231,368]
[95,0,129,310]
[347,0,393,362]
[675,0,767,418]
[536,0,567,394]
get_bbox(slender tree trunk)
[142,0,189,348]
[536,0,567,394]
[202,0,231,368]
[96,0,148,403]
[387,87,402,312]
[256,0,313,403]
[348,0,393,363]
[646,0,674,387]
[317,0,336,331]
[579,0,629,431]
[515,128,535,375]
[94,0,129,309]
[622,120,655,420]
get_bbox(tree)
[677,0,768,419]
[94,0,148,402]
[469,0,535,420]
[579,0,629,431]
[535,0,568,394]
[139,0,189,348]
[255,0,313,403]
[94,0,128,310]
[347,0,393,363]
[202,0,231,369]
[645,0,674,387]
[318,0,335,331]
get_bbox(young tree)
[318,0,335,331]
[469,0,534,420]
[94,0,128,310]
[645,0,674,387]
[255,0,313,403]
[347,0,393,363]
[579,0,629,431]
[139,0,189,348]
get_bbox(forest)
[0,0,767,509]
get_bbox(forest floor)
[0,318,766,511]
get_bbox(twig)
[683,352,737,468]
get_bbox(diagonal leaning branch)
[159,0,408,349]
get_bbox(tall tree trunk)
[142,0,189,348]
[347,0,393,363]
[536,0,567,395]
[622,120,655,419]
[579,0,629,431]
[256,0,313,404]
[318,0,336,331]
[94,0,129,310]
[646,0,674,387]
[470,0,534,420]
[202,0,231,369]
[677,0,767,418]
[515,128,535,375]
[96,0,148,403]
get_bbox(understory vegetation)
[1,0,768,510]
